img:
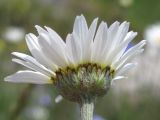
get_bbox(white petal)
[105,22,129,59]
[25,34,58,71]
[123,31,137,43]
[88,18,98,43]
[12,52,46,69]
[5,71,52,84]
[36,26,68,63]
[65,34,75,64]
[111,76,127,85]
[44,26,66,47]
[12,52,54,75]
[12,58,54,77]
[38,33,68,67]
[112,76,126,81]
[124,40,146,58]
[114,21,129,44]
[55,95,63,103]
[72,15,89,63]
[82,18,98,62]
[92,22,107,62]
[116,49,144,70]
[73,15,88,41]
[35,25,48,34]
[66,33,81,65]
[103,21,120,64]
[115,63,136,76]
[113,40,146,69]
[111,31,137,65]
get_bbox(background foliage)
[0,0,160,120]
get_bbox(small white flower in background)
[138,23,160,93]
[5,15,145,118]
[144,23,160,48]
[119,0,134,7]
[3,26,25,43]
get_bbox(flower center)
[52,63,115,103]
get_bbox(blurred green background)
[1,0,160,120]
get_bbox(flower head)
[5,15,146,102]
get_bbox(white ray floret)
[5,70,52,84]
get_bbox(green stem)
[80,99,94,120]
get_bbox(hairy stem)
[80,99,94,120]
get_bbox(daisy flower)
[5,15,146,120]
